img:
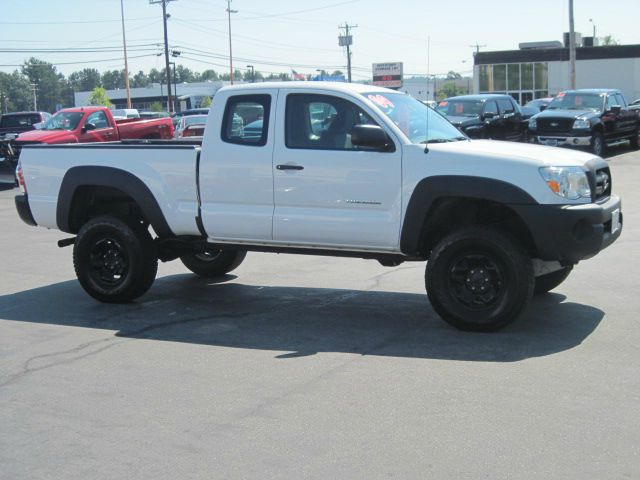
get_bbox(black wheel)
[425,226,534,332]
[73,216,157,303]
[180,248,246,278]
[534,266,573,294]
[591,131,605,156]
[630,128,639,150]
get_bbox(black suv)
[528,89,640,156]
[436,94,525,142]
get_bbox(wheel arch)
[400,176,539,258]
[57,166,174,238]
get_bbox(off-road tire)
[534,266,573,294]
[73,216,158,303]
[180,248,246,278]
[425,226,534,332]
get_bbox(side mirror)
[351,124,393,151]
[539,105,547,112]
[610,105,622,115]
[483,112,496,120]
[82,122,97,133]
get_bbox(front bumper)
[15,194,37,226]
[532,135,591,147]
[513,194,622,264]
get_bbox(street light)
[589,18,596,41]
[226,0,238,84]
[246,64,255,83]
[315,69,324,80]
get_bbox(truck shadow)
[0,274,603,362]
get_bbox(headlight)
[528,118,537,130]
[539,166,591,200]
[573,119,590,129]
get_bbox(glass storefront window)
[534,63,548,90]
[521,63,534,90]
[479,65,491,92]
[507,64,520,91]
[493,64,506,91]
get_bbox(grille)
[588,166,612,202]
[537,118,574,135]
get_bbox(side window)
[606,95,619,110]
[86,111,109,129]
[497,98,515,114]
[222,94,270,146]
[286,93,379,150]
[483,100,498,116]
[615,93,627,108]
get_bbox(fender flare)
[400,175,538,255]
[56,165,174,237]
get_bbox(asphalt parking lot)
[1,148,639,479]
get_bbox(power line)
[0,17,156,25]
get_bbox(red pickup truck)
[2,106,174,170]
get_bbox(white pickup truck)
[14,82,622,331]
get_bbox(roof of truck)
[218,81,397,95]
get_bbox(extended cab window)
[483,100,498,116]
[286,94,377,150]
[86,111,110,129]
[222,94,270,146]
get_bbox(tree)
[149,101,164,112]
[148,68,164,83]
[601,35,619,46]
[446,70,462,80]
[68,68,101,92]
[131,70,150,88]
[200,96,212,107]
[198,69,219,82]
[174,65,195,83]
[21,57,64,112]
[437,82,464,100]
[101,70,125,90]
[88,87,112,107]
[0,71,33,112]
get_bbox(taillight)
[16,162,27,194]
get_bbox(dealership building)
[473,39,640,105]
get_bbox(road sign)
[372,62,403,88]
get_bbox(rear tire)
[180,248,246,278]
[534,266,573,294]
[630,128,639,150]
[73,216,158,303]
[425,226,534,332]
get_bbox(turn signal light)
[546,180,560,194]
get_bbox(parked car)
[521,97,554,121]
[15,82,621,332]
[436,94,526,141]
[528,89,640,156]
[1,106,173,171]
[110,108,140,120]
[174,114,208,138]
[171,108,210,128]
[139,111,170,119]
[0,111,51,137]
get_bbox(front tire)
[534,266,573,294]
[591,131,605,156]
[425,227,534,332]
[180,248,246,278]
[630,128,639,150]
[73,216,158,303]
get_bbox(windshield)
[41,112,84,131]
[436,100,483,117]
[547,92,604,112]
[0,113,41,128]
[184,115,207,126]
[364,92,465,144]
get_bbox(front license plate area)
[544,139,558,147]
[611,209,620,234]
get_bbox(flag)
[291,69,306,81]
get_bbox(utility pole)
[226,0,238,84]
[338,22,357,83]
[30,83,37,110]
[120,0,132,109]
[246,65,255,83]
[469,42,487,56]
[150,0,175,112]
[569,0,576,89]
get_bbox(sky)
[1,0,638,81]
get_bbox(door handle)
[276,164,304,170]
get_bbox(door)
[615,93,637,136]
[497,98,523,141]
[78,110,117,143]
[272,91,402,250]
[482,100,501,139]
[199,92,275,242]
